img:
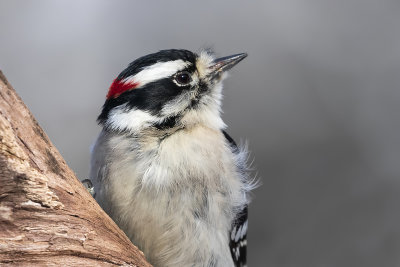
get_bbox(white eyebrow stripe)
[122,59,190,87]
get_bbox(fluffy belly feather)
[92,126,245,266]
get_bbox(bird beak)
[208,53,248,80]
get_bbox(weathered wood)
[0,71,152,266]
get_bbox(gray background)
[1,1,400,266]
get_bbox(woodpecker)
[90,49,255,267]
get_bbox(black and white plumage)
[223,130,248,267]
[90,49,255,267]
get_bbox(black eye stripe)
[98,49,200,125]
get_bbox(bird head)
[98,49,247,134]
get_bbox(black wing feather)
[222,130,239,152]
[222,130,248,267]
[230,206,248,267]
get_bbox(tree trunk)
[0,71,152,266]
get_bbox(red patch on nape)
[106,78,139,99]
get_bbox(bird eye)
[174,71,192,85]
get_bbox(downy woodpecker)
[90,49,255,267]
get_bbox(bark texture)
[0,71,152,267]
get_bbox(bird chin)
[209,71,229,86]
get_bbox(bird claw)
[81,179,96,198]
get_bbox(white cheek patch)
[122,60,190,88]
[160,90,193,117]
[106,104,163,133]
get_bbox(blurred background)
[1,0,400,266]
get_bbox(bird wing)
[222,130,248,267]
[230,206,248,267]
[89,130,112,212]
